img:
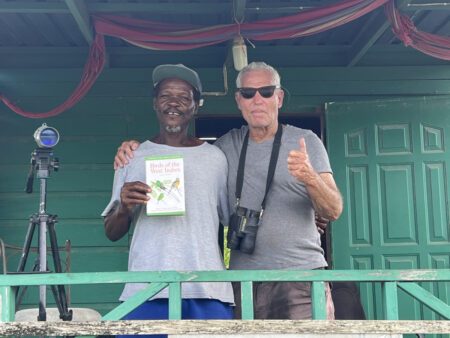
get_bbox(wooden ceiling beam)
[1,45,447,68]
[0,45,349,56]
[233,0,247,22]
[346,0,417,67]
[0,1,318,15]
[87,3,231,14]
[0,2,68,13]
[346,9,391,67]
[403,2,450,11]
[64,0,94,44]
[0,2,231,14]
[1,1,449,16]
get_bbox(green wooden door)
[326,96,450,324]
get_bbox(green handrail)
[0,269,448,322]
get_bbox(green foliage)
[223,227,230,268]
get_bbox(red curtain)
[385,1,450,60]
[0,34,106,118]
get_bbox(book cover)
[145,155,185,216]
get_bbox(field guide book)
[145,155,185,216]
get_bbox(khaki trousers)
[232,281,335,320]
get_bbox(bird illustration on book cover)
[145,155,185,216]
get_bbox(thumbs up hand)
[287,138,317,185]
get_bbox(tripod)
[17,147,72,321]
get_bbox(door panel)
[326,96,450,327]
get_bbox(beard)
[165,125,182,133]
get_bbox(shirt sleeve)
[101,167,126,217]
[217,155,230,226]
[306,132,332,174]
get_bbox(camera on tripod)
[18,123,72,322]
[26,123,60,193]
[227,206,262,254]
[33,123,60,148]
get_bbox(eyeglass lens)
[239,86,278,99]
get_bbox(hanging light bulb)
[232,37,248,71]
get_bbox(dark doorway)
[194,114,323,142]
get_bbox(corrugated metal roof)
[0,0,448,68]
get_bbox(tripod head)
[25,123,60,194]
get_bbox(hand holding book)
[120,181,151,213]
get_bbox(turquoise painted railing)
[0,269,449,324]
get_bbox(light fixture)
[232,37,248,71]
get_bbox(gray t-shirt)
[215,125,332,270]
[102,140,233,303]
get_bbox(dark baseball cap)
[152,64,202,94]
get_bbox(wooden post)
[383,282,399,320]
[169,282,182,319]
[311,281,326,319]
[0,286,15,322]
[240,281,254,319]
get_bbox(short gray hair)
[236,62,281,88]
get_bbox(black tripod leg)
[17,217,37,272]
[15,260,40,310]
[15,217,37,306]
[48,220,72,321]
[49,284,64,315]
[38,216,47,322]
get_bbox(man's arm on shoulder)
[114,140,141,169]
[315,212,330,235]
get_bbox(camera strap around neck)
[235,123,283,214]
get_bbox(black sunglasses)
[237,85,281,99]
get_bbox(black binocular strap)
[235,123,283,210]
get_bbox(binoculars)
[227,206,261,254]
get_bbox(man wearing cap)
[113,62,342,321]
[102,64,234,331]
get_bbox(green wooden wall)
[0,65,449,314]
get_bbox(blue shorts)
[118,298,233,338]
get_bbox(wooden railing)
[0,269,449,336]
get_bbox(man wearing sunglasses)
[113,62,342,320]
